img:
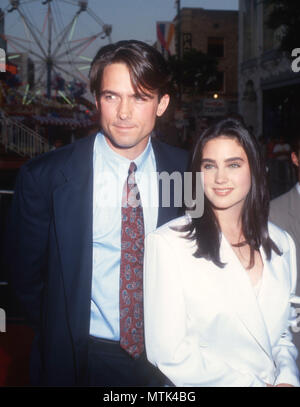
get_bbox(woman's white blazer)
[144,216,300,387]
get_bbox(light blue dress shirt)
[89,132,159,340]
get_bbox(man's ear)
[156,94,170,117]
[95,96,100,111]
[291,151,299,167]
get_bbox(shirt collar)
[95,132,152,174]
[296,182,300,196]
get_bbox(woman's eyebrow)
[224,157,244,163]
[201,157,244,163]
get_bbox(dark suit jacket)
[8,134,190,386]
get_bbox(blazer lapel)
[289,186,300,226]
[220,236,273,361]
[152,138,185,227]
[52,135,96,345]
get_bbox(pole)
[176,0,181,60]
[176,0,182,103]
[46,0,52,98]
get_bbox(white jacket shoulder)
[268,221,295,253]
[147,215,190,239]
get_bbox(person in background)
[272,136,291,160]
[144,118,299,387]
[7,40,189,386]
[269,138,300,370]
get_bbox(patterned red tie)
[120,162,145,358]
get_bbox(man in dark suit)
[269,139,300,371]
[8,40,189,386]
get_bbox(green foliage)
[168,49,218,95]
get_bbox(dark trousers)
[87,336,169,387]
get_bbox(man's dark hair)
[89,40,172,100]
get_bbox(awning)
[32,115,94,128]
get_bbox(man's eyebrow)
[134,91,155,99]
[99,90,155,99]
[99,90,119,96]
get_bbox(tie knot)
[128,162,137,175]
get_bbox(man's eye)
[202,164,214,169]
[134,95,147,101]
[229,163,240,168]
[103,94,117,101]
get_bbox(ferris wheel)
[1,0,112,101]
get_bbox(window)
[207,71,224,92]
[207,37,224,58]
[182,32,192,53]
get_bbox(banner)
[156,22,175,58]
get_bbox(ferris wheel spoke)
[33,70,46,91]
[55,33,101,60]
[86,8,112,41]
[5,35,45,61]
[52,61,86,83]
[16,8,47,58]
[56,60,91,64]
[86,8,107,30]
[5,0,112,98]
[3,0,37,14]
[4,34,34,46]
[51,13,81,58]
[73,65,89,83]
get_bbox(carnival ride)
[0,0,112,160]
[1,0,112,101]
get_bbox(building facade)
[238,0,300,142]
[178,8,238,118]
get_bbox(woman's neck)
[214,207,244,245]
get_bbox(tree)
[168,49,218,97]
[266,0,300,54]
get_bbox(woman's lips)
[213,188,234,196]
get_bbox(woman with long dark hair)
[143,118,300,387]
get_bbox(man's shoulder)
[270,185,297,209]
[151,138,190,171]
[23,134,95,175]
[152,137,189,157]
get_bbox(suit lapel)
[288,186,300,227]
[220,236,273,361]
[152,138,185,227]
[52,135,96,344]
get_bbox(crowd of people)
[3,39,300,388]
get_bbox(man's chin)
[104,133,149,152]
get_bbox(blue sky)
[4,0,238,46]
[89,0,239,44]
[2,0,238,91]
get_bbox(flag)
[156,22,176,57]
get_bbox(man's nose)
[118,98,132,120]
